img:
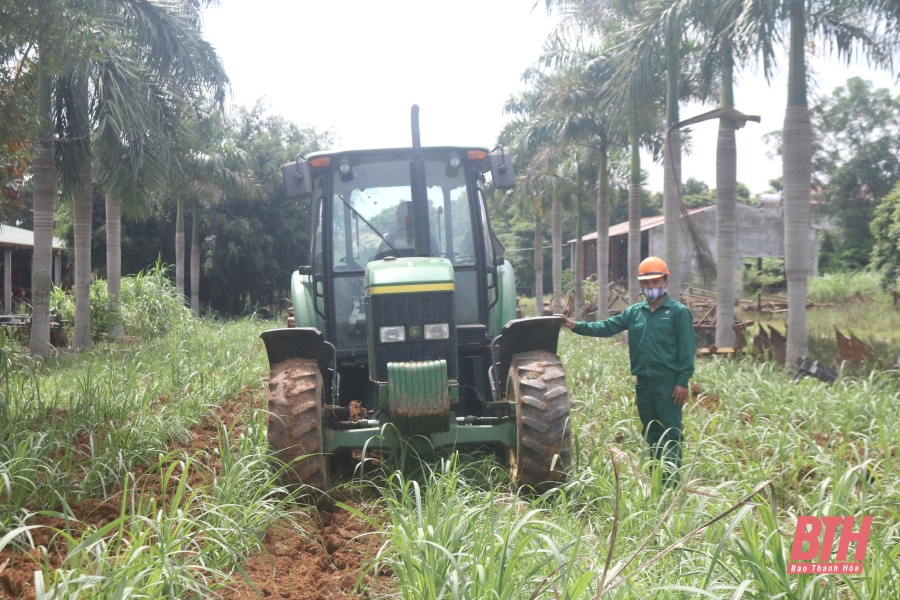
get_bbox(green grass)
[368,332,900,599]
[0,316,312,597]
[2,286,898,598]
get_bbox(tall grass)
[2,291,898,597]
[51,260,190,341]
[370,334,900,598]
[0,316,315,597]
[807,271,889,304]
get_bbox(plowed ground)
[0,393,387,599]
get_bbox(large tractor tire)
[506,350,572,493]
[267,357,329,496]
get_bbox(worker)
[381,201,414,250]
[557,256,695,483]
[378,200,438,256]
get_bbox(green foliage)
[742,257,786,295]
[807,271,884,304]
[2,308,899,595]
[119,262,191,338]
[50,278,118,339]
[371,457,591,598]
[682,177,715,208]
[870,184,900,290]
[51,261,190,341]
[0,319,299,596]
[813,78,900,272]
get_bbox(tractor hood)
[364,257,455,296]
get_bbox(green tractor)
[262,106,571,495]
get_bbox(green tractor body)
[262,107,571,494]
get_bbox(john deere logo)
[409,326,422,338]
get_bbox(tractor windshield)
[330,158,474,269]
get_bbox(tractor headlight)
[379,325,406,343]
[423,323,450,340]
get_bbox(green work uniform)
[572,294,695,471]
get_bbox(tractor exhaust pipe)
[409,105,432,257]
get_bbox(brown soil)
[223,504,386,600]
[690,383,722,413]
[0,391,387,600]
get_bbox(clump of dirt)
[224,501,386,599]
[690,383,721,412]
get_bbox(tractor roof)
[304,146,495,172]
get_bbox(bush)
[120,263,191,338]
[742,257,786,295]
[807,271,884,303]
[50,278,119,340]
[51,261,190,341]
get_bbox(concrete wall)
[648,203,820,291]
[573,201,823,295]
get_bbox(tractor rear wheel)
[267,357,329,497]
[506,350,572,493]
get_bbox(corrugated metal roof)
[0,224,65,250]
[568,205,716,243]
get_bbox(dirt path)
[0,394,386,599]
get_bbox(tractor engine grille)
[370,291,457,382]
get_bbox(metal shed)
[0,224,66,314]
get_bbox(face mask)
[641,286,666,301]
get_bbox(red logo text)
[787,515,872,575]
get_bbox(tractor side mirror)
[489,148,516,190]
[282,158,312,198]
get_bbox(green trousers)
[635,375,683,472]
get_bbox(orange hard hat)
[638,256,669,280]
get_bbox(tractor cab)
[298,146,514,356]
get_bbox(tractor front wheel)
[506,350,572,493]
[267,357,329,498]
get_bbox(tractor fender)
[261,327,331,371]
[291,270,320,329]
[490,316,565,398]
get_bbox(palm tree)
[505,78,578,316]
[17,0,226,352]
[547,0,663,304]
[174,132,256,316]
[509,35,628,318]
[626,0,692,295]
[520,146,572,315]
[687,0,771,349]
[30,50,55,355]
[777,0,892,364]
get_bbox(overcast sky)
[203,1,898,196]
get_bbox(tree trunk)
[73,164,94,350]
[551,199,563,314]
[573,237,583,318]
[663,42,682,296]
[175,196,185,302]
[596,149,610,318]
[715,48,737,349]
[715,121,737,348]
[534,208,544,314]
[106,194,124,340]
[30,55,54,356]
[573,177,584,319]
[191,207,200,317]
[628,119,642,305]
[783,0,811,364]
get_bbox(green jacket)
[572,294,695,387]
